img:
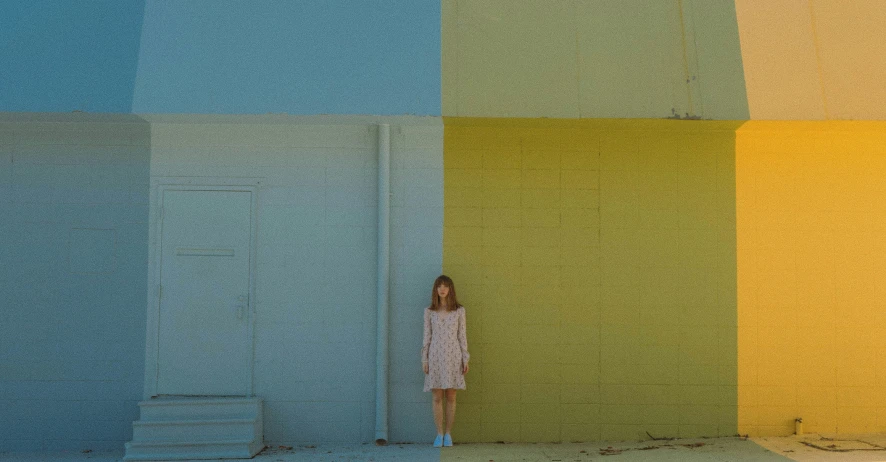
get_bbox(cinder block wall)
[736,121,886,436]
[146,115,443,444]
[0,115,445,450]
[442,118,740,442]
[0,115,151,451]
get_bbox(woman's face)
[436,283,450,300]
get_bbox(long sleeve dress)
[422,306,470,392]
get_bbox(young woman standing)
[421,275,470,447]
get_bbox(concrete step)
[123,439,265,461]
[138,397,262,421]
[124,397,264,461]
[132,418,260,442]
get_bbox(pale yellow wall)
[733,0,824,120]
[735,0,886,120]
[736,121,886,436]
[811,1,886,120]
[442,0,749,120]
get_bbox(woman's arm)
[421,308,431,367]
[458,307,470,366]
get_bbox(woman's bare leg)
[444,389,457,434]
[432,389,444,434]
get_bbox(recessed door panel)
[157,189,252,396]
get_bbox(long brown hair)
[430,275,461,312]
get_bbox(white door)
[157,189,253,396]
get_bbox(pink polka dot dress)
[422,306,470,392]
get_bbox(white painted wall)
[0,114,445,450]
[145,115,444,444]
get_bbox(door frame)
[143,177,262,399]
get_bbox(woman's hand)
[423,363,429,374]
[462,363,469,375]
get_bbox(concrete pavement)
[6,434,886,461]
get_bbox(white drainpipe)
[374,123,391,444]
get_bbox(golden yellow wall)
[444,118,741,442]
[736,121,886,436]
[735,0,886,120]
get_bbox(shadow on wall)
[0,1,146,113]
[0,113,151,452]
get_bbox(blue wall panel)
[131,0,441,115]
[1,1,441,115]
[0,0,145,113]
